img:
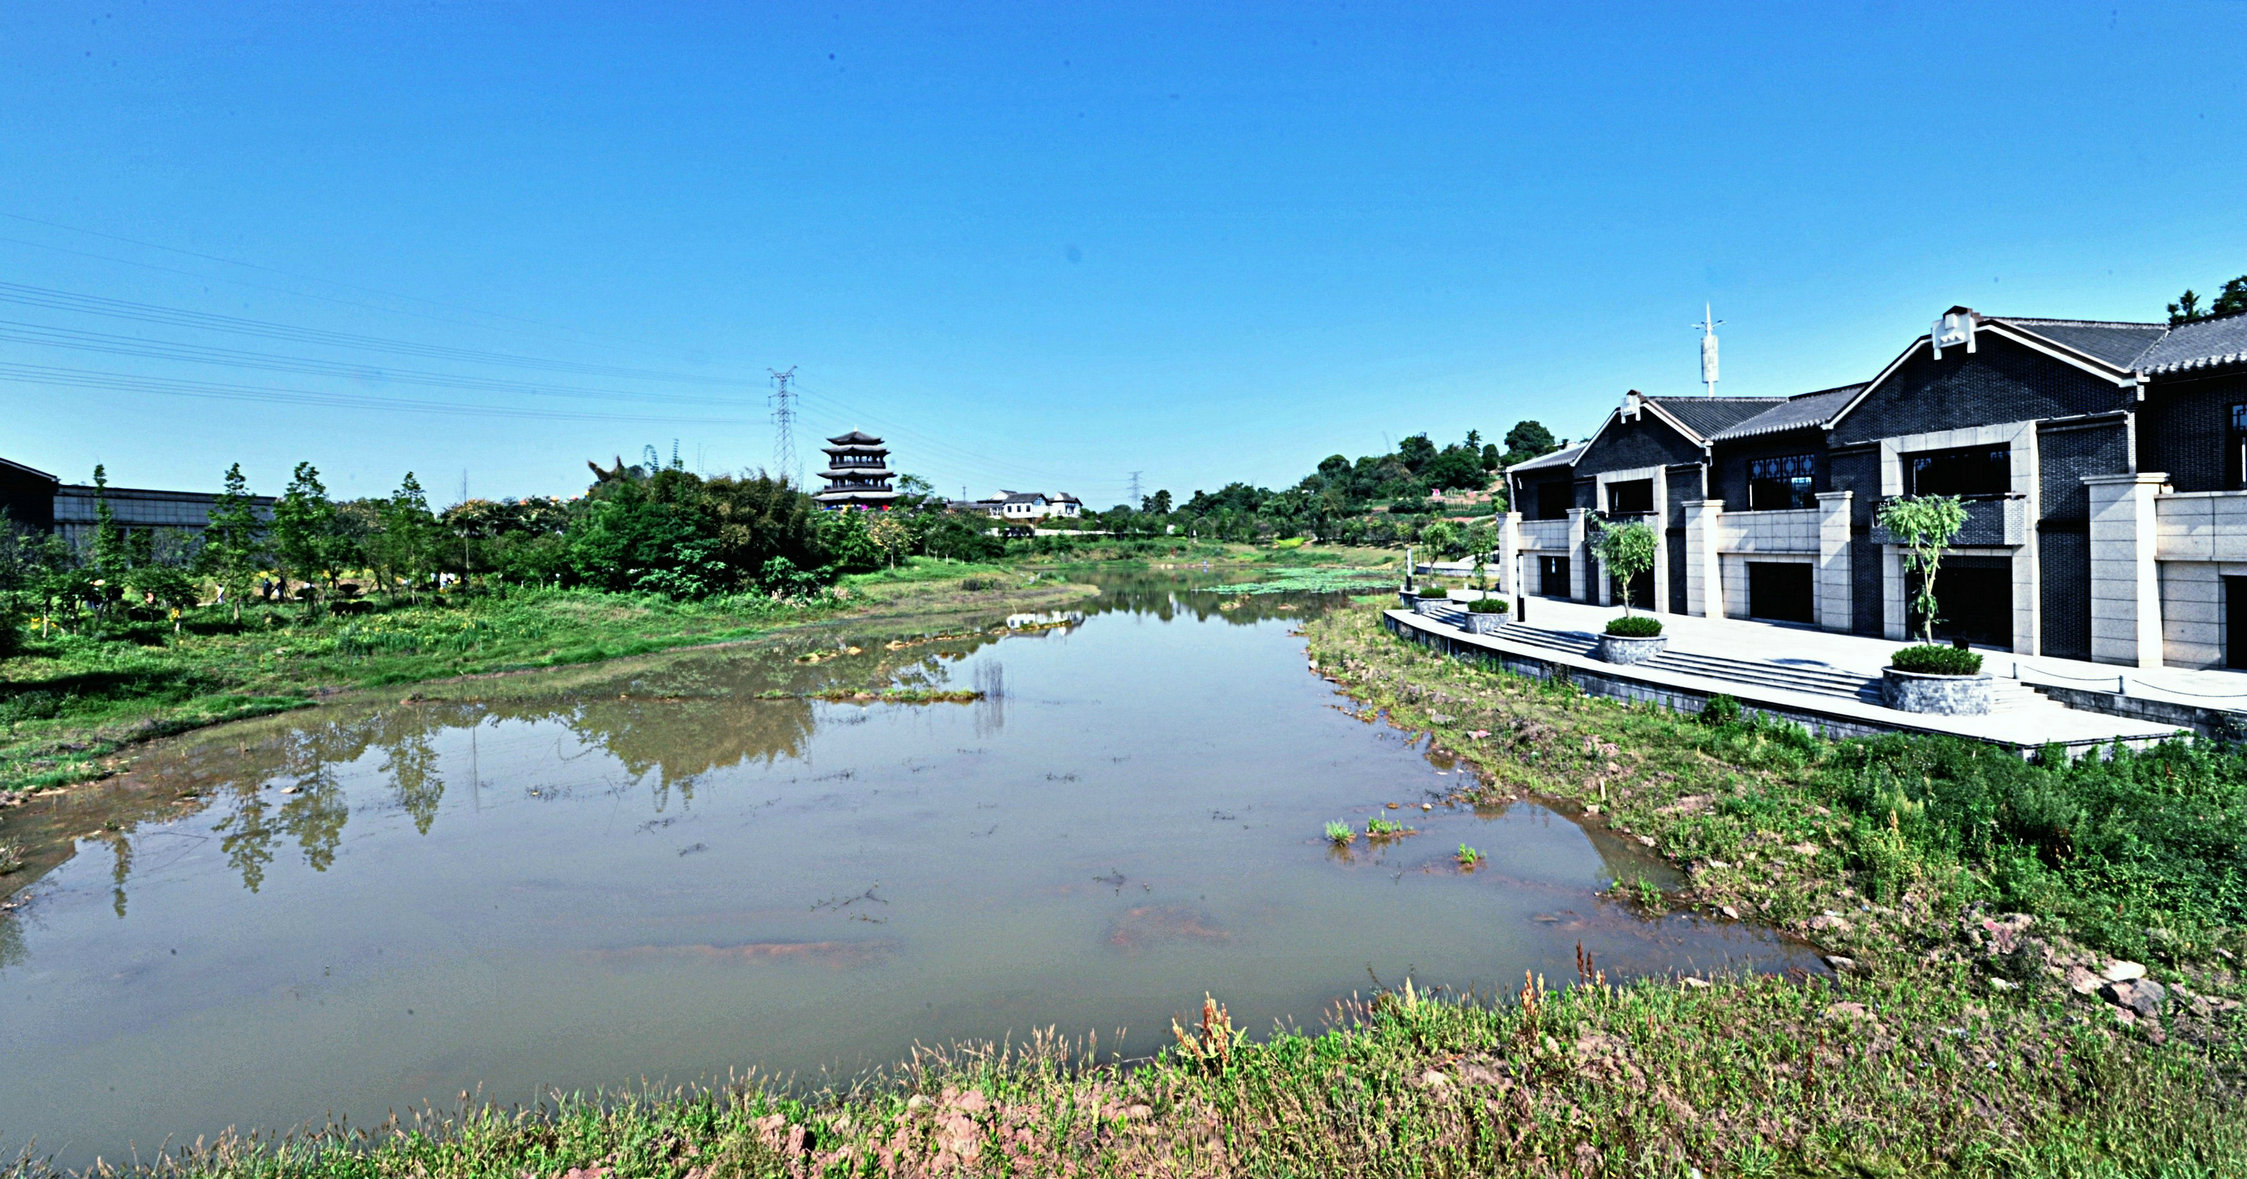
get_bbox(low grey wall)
[2030,684,2247,740]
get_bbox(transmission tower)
[1127,470,1144,507]
[768,367,798,485]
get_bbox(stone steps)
[1422,609,2039,713]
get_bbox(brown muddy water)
[0,572,1821,1165]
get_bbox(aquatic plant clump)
[1323,820,1355,845]
[1205,567,1395,595]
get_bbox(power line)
[0,279,740,385]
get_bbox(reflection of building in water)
[1005,611,1084,630]
[973,660,1005,738]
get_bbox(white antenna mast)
[1694,303,1723,396]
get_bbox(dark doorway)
[2227,577,2247,670]
[1907,557,2011,649]
[1538,556,1571,597]
[1746,562,1815,624]
[1608,568,1655,613]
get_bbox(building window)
[1605,479,1653,515]
[1905,445,2010,499]
[1746,454,1816,510]
[1533,481,1571,520]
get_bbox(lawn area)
[0,558,1093,795]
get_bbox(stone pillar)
[1498,512,1523,599]
[1816,491,1853,633]
[2086,473,2169,668]
[1649,475,1670,616]
[1566,508,1589,602]
[1683,499,1724,618]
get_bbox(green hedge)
[1604,615,1663,638]
[1890,643,1982,675]
[1467,598,1508,614]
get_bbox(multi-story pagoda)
[813,430,899,510]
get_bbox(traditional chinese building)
[814,430,900,510]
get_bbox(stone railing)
[2154,489,2247,562]
[1518,517,1571,550]
[1713,507,1820,554]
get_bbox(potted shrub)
[1463,596,1509,635]
[1589,519,1666,663]
[1412,582,1451,615]
[1875,495,1990,714]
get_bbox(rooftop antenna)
[1694,303,1723,396]
[768,367,798,486]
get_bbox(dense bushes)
[1890,643,1983,675]
[1830,735,2247,955]
[1604,615,1663,637]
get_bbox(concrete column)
[1650,474,1670,615]
[1566,508,1589,602]
[1498,512,1523,598]
[1816,491,1853,633]
[1683,499,1724,618]
[2086,472,2169,667]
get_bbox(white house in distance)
[971,491,1083,520]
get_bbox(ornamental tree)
[1876,494,1968,645]
[1590,517,1657,616]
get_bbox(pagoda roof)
[826,430,884,445]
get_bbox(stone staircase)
[1421,607,2039,713]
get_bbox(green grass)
[1323,820,1354,845]
[1205,566,1399,595]
[0,559,1082,794]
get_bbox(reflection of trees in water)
[546,695,817,804]
[378,730,445,834]
[108,835,131,919]
[1071,567,1343,626]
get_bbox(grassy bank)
[0,559,1093,795]
[24,596,2247,1178]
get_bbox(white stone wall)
[2153,491,2247,562]
[2158,562,2227,669]
[2087,473,2167,668]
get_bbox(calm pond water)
[0,572,1819,1165]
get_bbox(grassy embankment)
[29,597,2247,1178]
[0,559,1096,796]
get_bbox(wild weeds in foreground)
[23,970,2247,1178]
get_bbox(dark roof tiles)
[2136,312,2247,375]
[1994,318,2169,368]
[1705,383,1867,441]
[1643,397,1780,437]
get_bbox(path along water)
[0,571,1822,1165]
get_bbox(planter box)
[1595,634,1668,664]
[1411,596,1447,616]
[1880,668,1992,715]
[1463,610,1508,635]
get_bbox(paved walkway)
[1390,599,2187,750]
[1497,594,2247,709]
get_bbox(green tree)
[2214,276,2247,318]
[1877,495,1969,645]
[270,462,341,615]
[1143,489,1173,515]
[372,472,439,602]
[1590,518,1657,616]
[1501,421,1558,467]
[2169,289,2205,326]
[128,564,201,633]
[198,463,266,623]
[87,464,127,614]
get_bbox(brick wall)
[1832,334,2128,448]
[1708,429,1826,507]
[2140,370,2247,492]
[1577,414,1704,477]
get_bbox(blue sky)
[3,2,2244,507]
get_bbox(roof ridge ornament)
[1932,308,1977,359]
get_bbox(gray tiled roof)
[2135,312,2247,375]
[1706,383,1867,441]
[1996,318,2169,368]
[1644,396,1784,438]
[1505,442,1585,474]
